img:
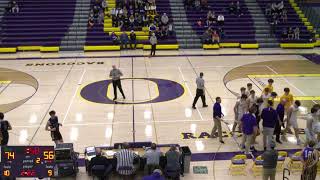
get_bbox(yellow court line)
[106,78,160,103]
[248,74,320,78]
[274,96,320,101]
[0,81,11,84]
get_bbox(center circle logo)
[80,78,185,104]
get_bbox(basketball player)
[282,100,301,145]
[280,88,294,113]
[45,110,63,145]
[245,83,253,96]
[305,107,318,142]
[232,94,248,136]
[192,72,208,109]
[0,112,12,146]
[263,79,274,93]
[109,65,126,101]
[261,87,271,111]
[239,87,246,98]
[247,90,257,109]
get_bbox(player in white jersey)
[247,90,257,109]
[232,94,248,136]
[282,100,301,145]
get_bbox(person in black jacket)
[0,112,12,146]
[130,30,137,49]
[88,148,113,180]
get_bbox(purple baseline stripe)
[302,54,320,65]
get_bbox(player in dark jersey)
[0,112,12,146]
[45,110,63,145]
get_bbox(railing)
[297,0,320,33]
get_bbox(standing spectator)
[114,142,139,179]
[165,146,181,180]
[111,31,118,45]
[212,30,220,44]
[282,100,302,145]
[261,100,278,150]
[217,14,224,26]
[241,106,258,153]
[218,28,225,40]
[45,110,63,145]
[262,141,278,180]
[120,31,129,49]
[275,100,285,144]
[301,140,319,180]
[161,13,169,26]
[294,27,300,40]
[211,97,225,144]
[149,33,157,57]
[192,72,208,109]
[143,143,163,174]
[0,112,12,146]
[129,30,137,49]
[232,94,248,135]
[109,65,126,100]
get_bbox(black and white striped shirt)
[114,149,139,175]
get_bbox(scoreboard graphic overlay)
[0,146,55,178]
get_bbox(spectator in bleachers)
[235,1,243,17]
[161,13,169,26]
[294,27,300,40]
[101,0,108,11]
[111,32,119,45]
[281,28,288,40]
[149,33,157,57]
[276,1,284,13]
[142,169,165,180]
[265,3,271,16]
[165,146,181,180]
[10,1,19,13]
[212,30,220,45]
[206,10,215,26]
[217,14,224,26]
[129,15,135,29]
[143,15,149,27]
[168,22,174,36]
[196,18,203,27]
[288,27,294,39]
[114,142,139,179]
[129,30,137,49]
[160,26,168,39]
[194,0,201,10]
[98,11,104,25]
[143,143,163,174]
[120,31,129,49]
[202,30,211,44]
[281,9,287,22]
[201,0,208,10]
[149,23,157,35]
[88,17,95,29]
[218,28,225,40]
[228,1,236,14]
[271,2,277,14]
[137,14,143,27]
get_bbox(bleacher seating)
[1,0,76,49]
[257,0,312,43]
[85,0,178,51]
[185,0,257,45]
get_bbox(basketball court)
[0,50,320,179]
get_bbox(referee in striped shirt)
[114,142,139,179]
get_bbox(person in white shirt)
[161,13,169,25]
[260,87,271,110]
[232,94,248,136]
[304,107,319,142]
[247,90,257,109]
[282,100,301,145]
[217,14,224,26]
[245,83,253,97]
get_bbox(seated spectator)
[201,0,208,10]
[101,0,108,11]
[207,10,216,26]
[149,2,157,15]
[160,26,167,39]
[143,15,149,26]
[10,1,19,13]
[123,7,128,17]
[120,31,129,49]
[217,14,224,26]
[202,30,211,44]
[142,169,165,180]
[288,27,294,39]
[281,28,288,40]
[194,0,201,10]
[88,17,95,29]
[196,18,203,27]
[265,3,271,16]
[114,142,139,178]
[136,14,143,27]
[161,13,169,26]
[88,148,113,178]
[149,23,157,35]
[129,30,137,49]
[143,143,163,174]
[277,1,284,13]
[129,15,135,29]
[212,30,220,44]
[294,27,300,40]
[235,1,243,17]
[228,1,236,14]
[165,146,181,180]
[111,32,118,45]
[98,11,104,25]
